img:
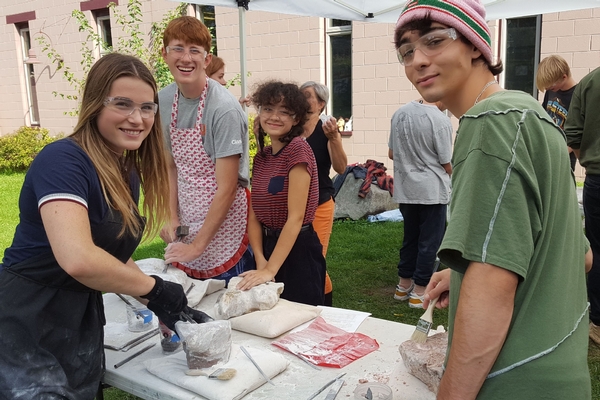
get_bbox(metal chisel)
[324,378,344,400]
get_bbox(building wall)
[1,2,598,180]
[0,0,177,136]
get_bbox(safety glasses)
[397,28,458,66]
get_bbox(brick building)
[2,1,599,178]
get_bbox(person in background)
[159,16,254,285]
[536,55,578,170]
[300,81,348,306]
[237,81,326,306]
[0,53,208,399]
[395,0,592,398]
[565,65,600,345]
[205,55,253,108]
[337,116,345,133]
[344,117,352,132]
[206,55,227,86]
[388,99,452,309]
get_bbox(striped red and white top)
[251,136,319,230]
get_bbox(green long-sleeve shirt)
[565,66,600,175]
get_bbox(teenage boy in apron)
[159,16,254,283]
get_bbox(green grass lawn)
[0,172,598,399]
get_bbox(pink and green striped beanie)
[396,0,492,65]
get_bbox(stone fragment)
[398,332,447,393]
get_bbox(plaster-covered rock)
[398,332,447,393]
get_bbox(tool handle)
[116,293,133,307]
[306,373,346,400]
[423,297,439,320]
[114,343,156,369]
[240,346,274,385]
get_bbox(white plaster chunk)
[215,277,284,319]
[398,331,448,393]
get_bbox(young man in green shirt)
[394,0,592,399]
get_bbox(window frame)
[499,15,542,97]
[325,19,352,130]
[94,8,112,57]
[19,25,40,126]
[194,4,217,54]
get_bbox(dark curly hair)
[251,81,310,150]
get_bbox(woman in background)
[206,55,227,85]
[237,81,326,306]
[300,81,347,306]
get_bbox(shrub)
[248,113,271,179]
[0,127,59,172]
[248,113,257,175]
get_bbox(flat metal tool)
[113,343,156,369]
[185,282,195,296]
[306,373,346,400]
[240,346,275,386]
[116,293,146,319]
[295,353,321,370]
[103,328,159,352]
[324,378,344,400]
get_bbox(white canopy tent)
[177,0,600,97]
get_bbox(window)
[326,19,352,128]
[19,24,40,126]
[94,8,112,56]
[195,5,217,54]
[501,15,541,97]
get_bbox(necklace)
[474,80,497,105]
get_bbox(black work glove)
[141,274,187,316]
[185,307,214,324]
[158,306,214,331]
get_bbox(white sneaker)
[408,291,424,309]
[394,281,414,301]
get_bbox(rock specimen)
[333,173,397,220]
[215,277,284,319]
[398,331,448,393]
[175,320,232,370]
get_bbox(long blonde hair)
[71,53,169,240]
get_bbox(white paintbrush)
[410,297,439,344]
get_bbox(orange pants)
[313,198,335,294]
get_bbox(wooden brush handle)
[423,297,439,320]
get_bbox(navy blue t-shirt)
[2,138,139,268]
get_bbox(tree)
[36,0,187,115]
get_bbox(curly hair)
[250,81,310,150]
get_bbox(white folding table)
[102,293,436,400]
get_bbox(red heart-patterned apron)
[169,81,249,279]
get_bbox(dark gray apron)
[0,208,143,400]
